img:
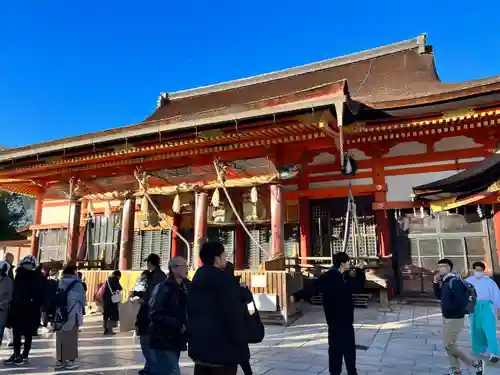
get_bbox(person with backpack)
[433,258,483,375]
[54,264,86,370]
[465,261,500,363]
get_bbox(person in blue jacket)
[290,252,365,375]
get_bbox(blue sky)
[1,1,499,147]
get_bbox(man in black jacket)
[188,241,250,375]
[290,252,365,375]
[433,258,483,375]
[148,256,188,375]
[136,253,166,375]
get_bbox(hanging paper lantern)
[140,197,149,214]
[211,188,220,208]
[420,206,425,219]
[413,206,417,217]
[104,201,112,217]
[250,186,258,203]
[172,194,181,214]
[87,201,94,216]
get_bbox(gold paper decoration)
[211,188,220,208]
[140,197,149,214]
[172,194,181,214]
[87,201,94,216]
[250,186,258,203]
[105,201,112,217]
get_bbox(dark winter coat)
[103,275,122,322]
[293,268,366,326]
[43,277,59,320]
[187,265,250,366]
[433,274,468,319]
[135,268,166,336]
[148,275,188,352]
[7,267,44,335]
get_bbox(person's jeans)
[149,349,180,375]
[139,335,151,374]
[328,324,358,375]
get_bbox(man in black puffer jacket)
[148,256,188,375]
[135,254,166,375]
[291,252,365,375]
[187,241,249,375]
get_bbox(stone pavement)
[2,303,500,374]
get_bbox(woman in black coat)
[102,270,122,335]
[4,256,43,365]
[225,262,253,375]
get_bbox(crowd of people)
[0,245,499,375]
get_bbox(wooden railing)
[80,269,304,324]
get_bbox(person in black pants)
[4,255,43,365]
[290,252,365,375]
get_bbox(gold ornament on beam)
[172,193,181,214]
[211,188,220,208]
[250,186,258,204]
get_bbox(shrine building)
[1,33,500,297]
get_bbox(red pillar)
[171,214,181,257]
[375,210,391,257]
[299,197,311,263]
[30,196,43,258]
[270,184,285,260]
[193,192,208,268]
[119,197,135,270]
[66,201,82,263]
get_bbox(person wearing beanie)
[4,255,43,366]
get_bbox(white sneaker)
[490,354,499,363]
[54,361,64,369]
[65,360,79,370]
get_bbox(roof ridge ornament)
[156,92,169,109]
[417,33,427,54]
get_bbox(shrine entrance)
[310,196,378,263]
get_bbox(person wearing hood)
[434,258,484,375]
[0,261,13,346]
[187,241,249,375]
[290,252,365,375]
[4,255,43,366]
[54,264,86,370]
[465,262,500,363]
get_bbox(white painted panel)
[41,205,70,224]
[384,160,455,170]
[309,178,373,189]
[249,293,277,312]
[386,171,463,202]
[350,148,370,160]
[309,152,336,165]
[384,141,427,157]
[434,136,481,152]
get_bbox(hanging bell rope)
[87,201,94,216]
[134,170,192,267]
[140,196,149,214]
[213,159,270,259]
[104,201,112,217]
[211,188,220,208]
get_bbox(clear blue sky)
[1,1,499,147]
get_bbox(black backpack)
[450,277,477,314]
[53,280,80,331]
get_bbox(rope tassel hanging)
[140,197,149,214]
[172,193,181,214]
[250,186,258,204]
[211,188,220,208]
